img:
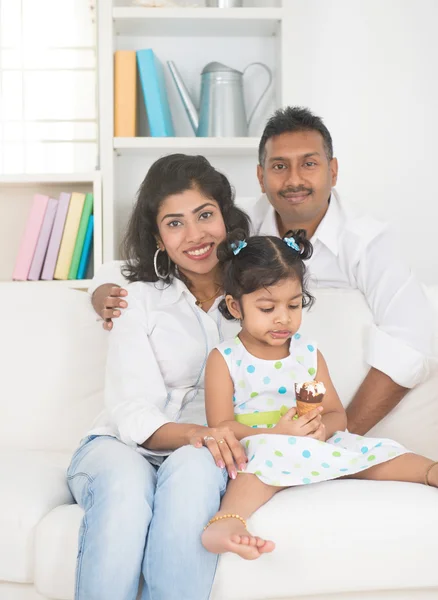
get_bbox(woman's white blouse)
[88,278,240,460]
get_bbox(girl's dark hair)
[121,154,250,284]
[217,229,315,320]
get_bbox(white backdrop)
[284,0,438,283]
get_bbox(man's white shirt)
[90,189,435,389]
[251,189,434,388]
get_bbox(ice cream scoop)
[294,381,326,416]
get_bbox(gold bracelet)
[204,513,247,531]
[425,461,438,486]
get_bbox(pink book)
[12,194,50,281]
[27,197,59,281]
[41,192,71,281]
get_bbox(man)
[90,106,434,435]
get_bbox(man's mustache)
[279,187,313,197]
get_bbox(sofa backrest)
[0,282,107,452]
[1,282,437,458]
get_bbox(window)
[0,0,97,173]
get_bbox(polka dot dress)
[216,335,408,487]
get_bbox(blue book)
[77,215,94,279]
[136,49,175,137]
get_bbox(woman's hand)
[189,426,247,480]
[273,406,323,437]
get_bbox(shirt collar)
[257,188,343,257]
[311,189,344,257]
[157,276,188,306]
[158,276,223,311]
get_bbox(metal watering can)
[167,60,272,137]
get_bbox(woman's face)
[156,187,227,279]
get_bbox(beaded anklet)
[204,513,247,531]
[425,461,438,486]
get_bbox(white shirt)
[88,278,240,462]
[89,189,434,390]
[251,189,434,388]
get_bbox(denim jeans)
[67,435,228,600]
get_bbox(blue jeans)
[67,435,228,600]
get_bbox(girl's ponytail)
[216,228,247,262]
[282,229,313,261]
[217,229,247,320]
[217,229,315,320]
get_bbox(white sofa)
[1,282,438,600]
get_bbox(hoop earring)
[154,248,170,280]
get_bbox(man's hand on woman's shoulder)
[91,284,129,331]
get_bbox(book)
[54,192,86,280]
[136,49,175,137]
[41,192,71,280]
[68,193,94,280]
[27,197,59,281]
[114,50,137,137]
[12,194,50,280]
[77,215,94,280]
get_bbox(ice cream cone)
[294,381,326,417]
[296,399,323,417]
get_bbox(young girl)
[202,229,438,560]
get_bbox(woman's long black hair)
[121,154,250,284]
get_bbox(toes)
[258,540,276,554]
[248,536,258,547]
[230,534,242,545]
[255,537,265,547]
[240,535,250,545]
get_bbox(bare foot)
[202,517,275,560]
[427,463,438,487]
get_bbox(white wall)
[284,0,438,283]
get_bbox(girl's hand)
[307,421,326,441]
[189,426,247,480]
[273,406,323,437]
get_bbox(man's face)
[257,130,338,229]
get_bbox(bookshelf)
[113,137,260,155]
[112,7,284,36]
[0,172,101,286]
[1,2,290,283]
[99,1,291,262]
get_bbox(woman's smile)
[184,242,215,260]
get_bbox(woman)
[67,154,250,600]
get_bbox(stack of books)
[12,191,94,281]
[114,48,175,137]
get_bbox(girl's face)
[226,277,303,348]
[156,188,227,279]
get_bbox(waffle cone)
[296,400,322,417]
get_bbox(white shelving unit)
[112,7,284,36]
[114,137,260,155]
[0,172,101,287]
[98,1,291,262]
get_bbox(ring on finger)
[217,439,225,444]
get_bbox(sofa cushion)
[213,480,438,600]
[0,450,72,584]
[0,282,107,453]
[33,479,438,600]
[34,505,81,600]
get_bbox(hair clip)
[283,236,300,252]
[230,240,247,256]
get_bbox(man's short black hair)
[258,106,333,166]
